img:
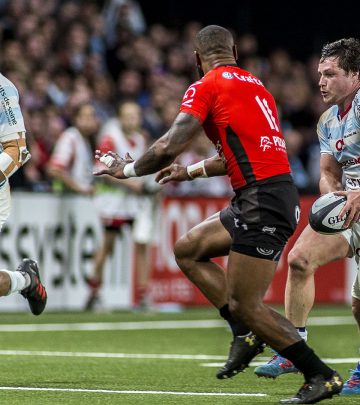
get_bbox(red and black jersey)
[180,65,291,191]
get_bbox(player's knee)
[288,246,313,276]
[174,232,197,261]
[174,235,194,272]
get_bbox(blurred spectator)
[86,100,160,310]
[46,102,98,195]
[103,0,146,47]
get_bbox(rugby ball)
[309,192,348,234]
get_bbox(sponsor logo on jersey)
[222,72,233,79]
[0,85,18,126]
[233,73,264,87]
[341,156,360,168]
[335,139,345,151]
[344,130,357,139]
[345,177,360,189]
[181,81,203,108]
[260,136,273,151]
[260,135,286,152]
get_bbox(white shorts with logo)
[341,223,360,300]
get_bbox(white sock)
[1,270,30,295]
[296,327,308,341]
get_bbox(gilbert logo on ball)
[309,192,348,234]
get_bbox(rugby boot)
[279,371,343,404]
[341,365,360,395]
[255,352,299,378]
[216,333,265,379]
[19,259,47,315]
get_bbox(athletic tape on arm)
[186,160,208,179]
[0,132,31,179]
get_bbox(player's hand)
[93,150,133,179]
[334,189,360,228]
[155,163,190,184]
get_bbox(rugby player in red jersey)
[94,25,343,403]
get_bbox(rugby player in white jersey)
[254,38,360,396]
[0,72,47,315]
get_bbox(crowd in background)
[0,0,326,196]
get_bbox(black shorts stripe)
[226,126,256,185]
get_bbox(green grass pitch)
[0,305,358,404]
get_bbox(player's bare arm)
[94,112,201,179]
[319,153,343,194]
[320,153,360,226]
[156,154,226,184]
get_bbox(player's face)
[318,57,358,109]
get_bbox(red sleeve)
[180,78,213,123]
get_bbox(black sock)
[279,340,333,381]
[219,304,251,337]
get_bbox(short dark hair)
[320,38,360,74]
[194,25,234,57]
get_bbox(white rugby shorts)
[341,223,360,300]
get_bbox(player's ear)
[232,45,238,62]
[194,51,204,78]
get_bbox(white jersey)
[49,127,93,188]
[318,89,360,190]
[94,118,147,220]
[0,73,26,141]
[98,117,147,160]
[94,118,160,244]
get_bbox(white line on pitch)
[0,350,357,366]
[0,320,224,332]
[0,387,266,397]
[0,316,354,332]
[0,350,227,360]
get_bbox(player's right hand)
[93,150,129,179]
[155,163,190,184]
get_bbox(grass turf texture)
[0,306,358,404]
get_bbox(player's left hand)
[155,163,190,184]
[93,150,133,179]
[334,189,360,228]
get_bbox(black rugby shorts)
[220,178,300,261]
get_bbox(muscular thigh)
[291,224,351,267]
[177,212,232,260]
